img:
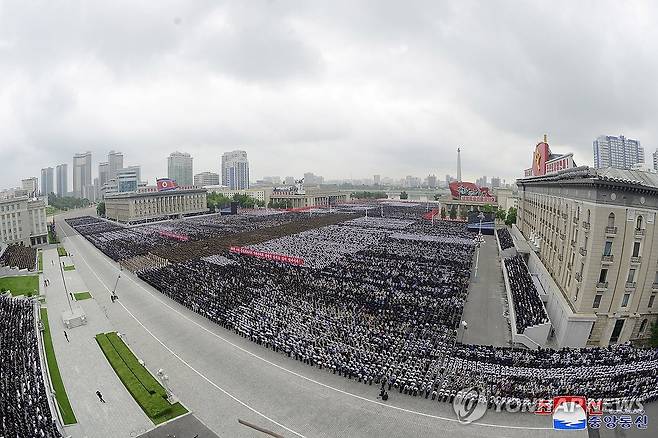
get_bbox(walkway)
[459,234,510,346]
[42,247,153,438]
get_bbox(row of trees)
[48,193,91,211]
[351,191,388,200]
[207,193,265,212]
[439,205,517,226]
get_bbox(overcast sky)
[1,0,657,189]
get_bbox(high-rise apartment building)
[56,164,68,197]
[99,162,110,188]
[491,177,501,188]
[107,150,124,180]
[40,168,54,196]
[373,175,381,186]
[221,150,249,190]
[167,151,193,186]
[194,171,220,187]
[73,151,92,198]
[593,135,644,170]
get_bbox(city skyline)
[3,2,658,188]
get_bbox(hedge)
[40,309,77,424]
[95,332,187,423]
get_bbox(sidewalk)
[42,247,152,438]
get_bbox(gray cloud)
[1,0,657,189]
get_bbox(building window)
[639,319,648,334]
[593,294,602,309]
[621,293,631,307]
[636,215,643,230]
[632,242,641,257]
[599,269,608,283]
[649,295,656,308]
[628,269,636,283]
[603,241,612,256]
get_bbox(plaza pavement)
[41,246,153,438]
[54,209,581,438]
[461,235,511,346]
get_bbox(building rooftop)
[518,166,658,192]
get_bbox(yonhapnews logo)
[452,386,487,424]
[551,397,587,430]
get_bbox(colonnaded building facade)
[105,187,208,224]
[515,137,658,346]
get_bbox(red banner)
[158,230,189,241]
[229,246,304,266]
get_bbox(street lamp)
[460,320,468,343]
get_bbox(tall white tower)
[457,147,462,182]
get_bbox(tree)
[440,207,446,219]
[47,193,90,210]
[505,207,518,226]
[350,191,388,200]
[495,208,507,222]
[96,201,105,217]
[433,194,441,201]
[449,206,457,220]
[650,322,658,347]
[207,193,232,212]
[400,191,409,200]
[268,200,289,209]
[483,204,494,213]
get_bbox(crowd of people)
[0,244,37,270]
[138,222,475,399]
[248,224,388,268]
[496,228,514,250]
[65,205,658,409]
[0,296,61,438]
[66,213,300,263]
[504,255,549,332]
[445,342,658,406]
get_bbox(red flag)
[156,178,178,191]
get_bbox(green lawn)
[73,291,92,301]
[63,265,75,271]
[0,275,39,297]
[38,251,43,271]
[40,308,77,424]
[48,230,60,244]
[96,332,188,424]
[57,246,67,257]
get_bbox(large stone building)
[104,187,207,224]
[269,182,347,208]
[0,196,48,246]
[21,177,38,197]
[194,171,220,187]
[517,138,658,346]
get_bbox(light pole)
[460,320,468,344]
[111,274,120,301]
